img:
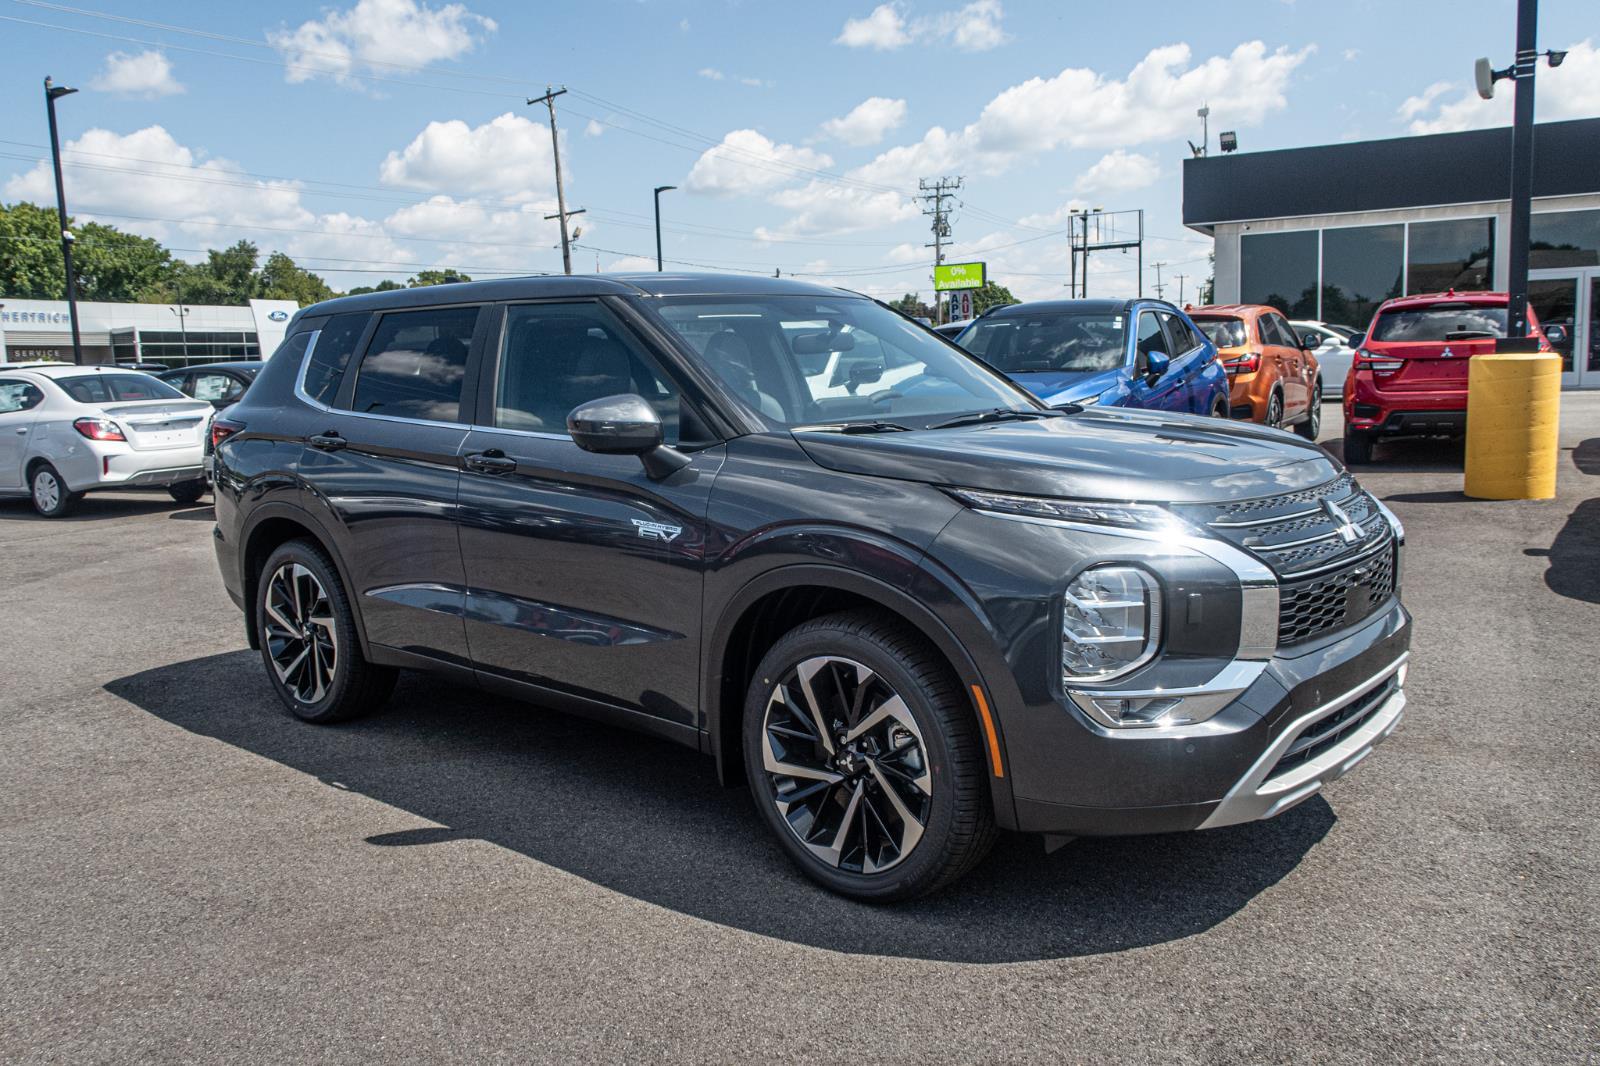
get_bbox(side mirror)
[1300,332,1322,350]
[1143,350,1171,382]
[1349,334,1365,350]
[1544,324,1569,346]
[567,393,690,479]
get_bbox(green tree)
[971,281,1017,316]
[345,279,405,296]
[257,251,335,305]
[175,239,261,305]
[75,222,179,302]
[888,292,936,319]
[407,268,472,287]
[0,201,70,299]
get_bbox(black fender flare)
[237,500,373,659]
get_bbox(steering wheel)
[868,388,903,407]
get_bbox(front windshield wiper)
[801,420,912,434]
[925,408,1061,431]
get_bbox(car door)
[1156,311,1206,412]
[1127,308,1185,411]
[1263,312,1308,415]
[455,299,723,733]
[301,303,488,665]
[0,378,45,490]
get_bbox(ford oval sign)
[267,310,289,322]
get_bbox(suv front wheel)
[256,539,397,723]
[742,610,996,901]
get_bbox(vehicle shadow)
[106,652,1334,963]
[1524,497,1600,605]
[1573,438,1600,476]
[0,492,191,522]
[1325,435,1466,472]
[167,505,216,521]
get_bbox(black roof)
[300,272,860,320]
[983,297,1175,317]
[159,360,263,374]
[1183,117,1600,231]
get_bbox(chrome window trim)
[294,325,472,431]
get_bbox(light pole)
[653,185,676,271]
[170,305,189,365]
[44,76,83,365]
[1475,0,1566,346]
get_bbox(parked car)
[0,365,213,516]
[213,274,1410,901]
[1342,290,1551,464]
[1188,304,1323,439]
[933,319,971,339]
[158,361,263,410]
[116,361,170,373]
[954,299,1230,416]
[1290,320,1359,399]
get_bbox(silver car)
[1290,320,1359,399]
[0,365,213,517]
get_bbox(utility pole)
[652,184,677,271]
[529,86,575,274]
[44,76,83,365]
[1504,0,1539,343]
[1152,261,1166,300]
[919,176,961,322]
[1174,273,1189,306]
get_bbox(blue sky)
[1,0,1595,302]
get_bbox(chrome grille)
[1277,545,1397,646]
[1211,474,1353,520]
[1184,476,1392,579]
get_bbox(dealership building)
[1183,117,1600,389]
[0,297,298,367]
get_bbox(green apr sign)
[933,262,986,291]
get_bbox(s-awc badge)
[632,519,682,542]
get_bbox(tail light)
[211,417,244,449]
[1355,350,1403,373]
[1221,352,1260,373]
[73,417,126,441]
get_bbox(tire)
[1265,390,1284,429]
[1210,397,1229,419]
[742,609,997,901]
[29,463,81,518]
[168,479,206,505]
[1294,382,1323,440]
[1344,429,1374,465]
[256,539,397,724]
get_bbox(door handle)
[14,427,28,434]
[308,432,346,451]
[464,450,518,474]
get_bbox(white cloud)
[698,67,725,80]
[89,51,184,98]
[1073,150,1160,195]
[583,119,605,138]
[739,76,770,88]
[379,112,555,199]
[836,1,1008,52]
[604,254,658,273]
[268,0,496,88]
[684,130,833,197]
[821,97,908,145]
[835,4,910,50]
[758,183,918,239]
[1016,199,1089,228]
[851,40,1313,189]
[1343,48,1360,61]
[1400,39,1600,134]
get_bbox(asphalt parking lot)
[3,397,1597,1064]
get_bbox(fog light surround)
[1061,565,1162,685]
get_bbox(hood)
[1006,367,1117,404]
[793,408,1339,504]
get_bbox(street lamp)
[44,75,84,365]
[170,305,190,365]
[653,185,677,271]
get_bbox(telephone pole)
[1174,273,1189,305]
[1152,261,1167,300]
[529,85,575,274]
[919,176,962,322]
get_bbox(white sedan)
[0,364,214,517]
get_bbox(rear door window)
[300,312,370,406]
[193,372,245,403]
[1157,312,1198,357]
[348,307,479,422]
[0,380,44,413]
[1261,314,1295,348]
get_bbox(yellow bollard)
[1463,353,1561,500]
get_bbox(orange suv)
[1188,304,1323,439]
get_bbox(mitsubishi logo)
[1441,347,1455,358]
[1323,499,1364,545]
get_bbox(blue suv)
[954,298,1229,417]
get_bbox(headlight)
[946,488,1192,534]
[1061,565,1162,684]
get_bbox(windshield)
[650,295,1034,427]
[57,373,187,404]
[957,312,1126,374]
[1371,305,1508,342]
[1190,316,1247,348]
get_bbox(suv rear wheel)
[1294,381,1323,440]
[1343,429,1374,465]
[256,539,396,723]
[742,610,996,901]
[29,463,80,518]
[168,479,206,505]
[1265,390,1284,429]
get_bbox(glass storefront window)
[1321,224,1403,329]
[1530,210,1600,269]
[1407,217,1494,293]
[1240,230,1318,317]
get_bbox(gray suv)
[211,273,1411,901]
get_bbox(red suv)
[1342,290,1552,464]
